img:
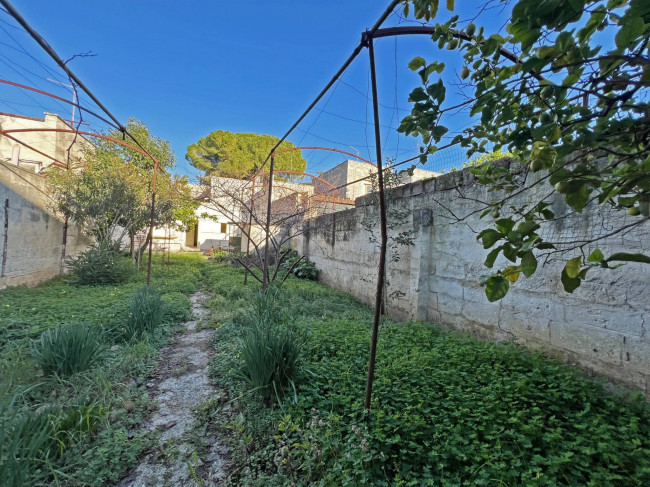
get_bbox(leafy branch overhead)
[401,0,650,300]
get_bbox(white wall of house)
[0,112,92,172]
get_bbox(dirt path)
[117,290,227,487]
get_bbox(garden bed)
[0,253,205,486]
[204,262,650,486]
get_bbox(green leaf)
[561,268,581,293]
[536,242,556,250]
[615,17,644,50]
[478,229,502,249]
[503,244,518,263]
[564,257,582,279]
[587,249,604,262]
[446,0,454,11]
[485,276,509,302]
[495,218,515,234]
[565,183,591,212]
[606,253,650,264]
[484,247,501,268]
[408,87,429,102]
[521,252,538,277]
[408,56,427,71]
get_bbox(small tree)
[205,174,326,287]
[49,119,197,250]
[49,153,149,246]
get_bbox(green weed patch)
[204,262,650,486]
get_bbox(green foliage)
[400,0,650,300]
[186,130,307,178]
[205,264,650,486]
[237,287,303,399]
[121,286,164,341]
[281,250,318,280]
[31,323,105,377]
[0,396,53,487]
[0,254,205,484]
[49,118,197,246]
[67,243,135,286]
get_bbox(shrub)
[281,250,318,280]
[237,287,302,399]
[32,324,105,377]
[122,286,164,340]
[67,244,134,286]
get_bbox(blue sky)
[0,1,508,178]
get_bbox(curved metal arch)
[0,78,121,130]
[253,169,338,190]
[0,127,160,163]
[270,146,376,167]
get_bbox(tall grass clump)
[32,323,105,377]
[67,243,134,286]
[238,287,303,399]
[0,395,53,487]
[122,286,164,340]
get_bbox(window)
[364,184,372,195]
[220,223,227,233]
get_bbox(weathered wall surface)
[0,162,90,288]
[294,159,650,395]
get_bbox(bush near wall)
[205,263,650,487]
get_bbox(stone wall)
[293,159,650,395]
[0,162,90,288]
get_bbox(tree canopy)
[185,130,307,178]
[50,119,197,247]
[400,0,650,300]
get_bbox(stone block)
[461,285,501,325]
[622,336,650,376]
[497,294,560,344]
[562,305,645,337]
[551,322,623,366]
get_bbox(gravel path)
[116,291,227,487]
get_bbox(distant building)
[0,112,92,172]
[314,159,440,201]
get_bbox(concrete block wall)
[293,159,650,395]
[0,162,90,288]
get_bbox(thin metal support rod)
[364,33,389,413]
[146,162,159,285]
[262,155,275,288]
[257,0,402,173]
[244,177,255,285]
[1,198,8,277]
[60,216,68,275]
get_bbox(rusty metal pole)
[262,154,275,288]
[146,161,158,285]
[244,176,255,285]
[363,32,389,413]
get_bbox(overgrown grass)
[0,253,204,486]
[121,286,164,341]
[204,262,650,486]
[237,287,303,399]
[31,323,105,377]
